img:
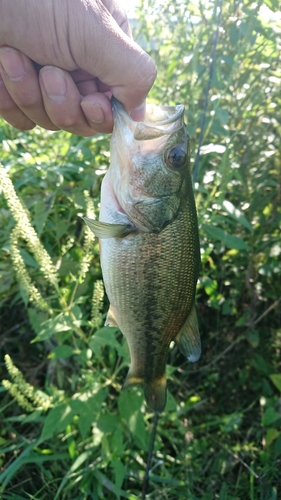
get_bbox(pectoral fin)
[82,217,132,239]
[175,303,201,362]
[105,305,119,327]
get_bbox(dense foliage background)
[0,0,280,499]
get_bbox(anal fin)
[175,303,201,362]
[105,305,119,328]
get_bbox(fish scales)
[102,206,199,376]
[83,98,201,412]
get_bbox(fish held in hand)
[83,98,201,413]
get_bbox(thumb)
[68,0,157,114]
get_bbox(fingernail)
[81,101,104,124]
[131,102,146,122]
[41,67,67,103]
[0,48,25,81]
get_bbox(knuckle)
[53,112,85,132]
[56,116,79,130]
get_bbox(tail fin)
[123,370,167,413]
[144,375,167,413]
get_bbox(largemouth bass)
[84,98,201,413]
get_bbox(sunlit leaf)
[31,315,72,342]
[222,200,253,231]
[41,405,75,441]
[202,224,250,250]
[89,327,125,358]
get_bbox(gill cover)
[109,98,190,233]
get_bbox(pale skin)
[0,0,157,136]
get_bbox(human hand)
[0,0,156,136]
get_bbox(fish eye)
[165,146,186,169]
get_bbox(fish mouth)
[112,97,185,141]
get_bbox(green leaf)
[89,327,125,358]
[133,411,149,450]
[202,224,250,250]
[41,404,75,441]
[31,314,72,342]
[273,433,281,456]
[202,277,218,296]
[220,412,242,433]
[251,354,272,375]
[97,413,118,434]
[112,458,125,499]
[70,451,92,472]
[54,450,93,500]
[262,407,280,427]
[165,390,178,412]
[264,0,280,10]
[235,313,247,327]
[71,304,82,320]
[118,388,144,420]
[229,23,240,45]
[51,345,75,359]
[70,390,107,439]
[220,55,234,66]
[216,109,229,125]
[269,374,281,392]
[222,200,253,231]
[28,308,49,335]
[56,220,71,240]
[219,483,228,500]
[246,329,260,348]
[93,469,138,499]
[118,389,149,451]
[112,427,124,456]
[265,428,279,447]
[19,249,40,268]
[0,268,13,294]
[210,119,228,137]
[33,195,54,235]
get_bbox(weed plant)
[0,1,280,499]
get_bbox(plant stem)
[141,412,159,500]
